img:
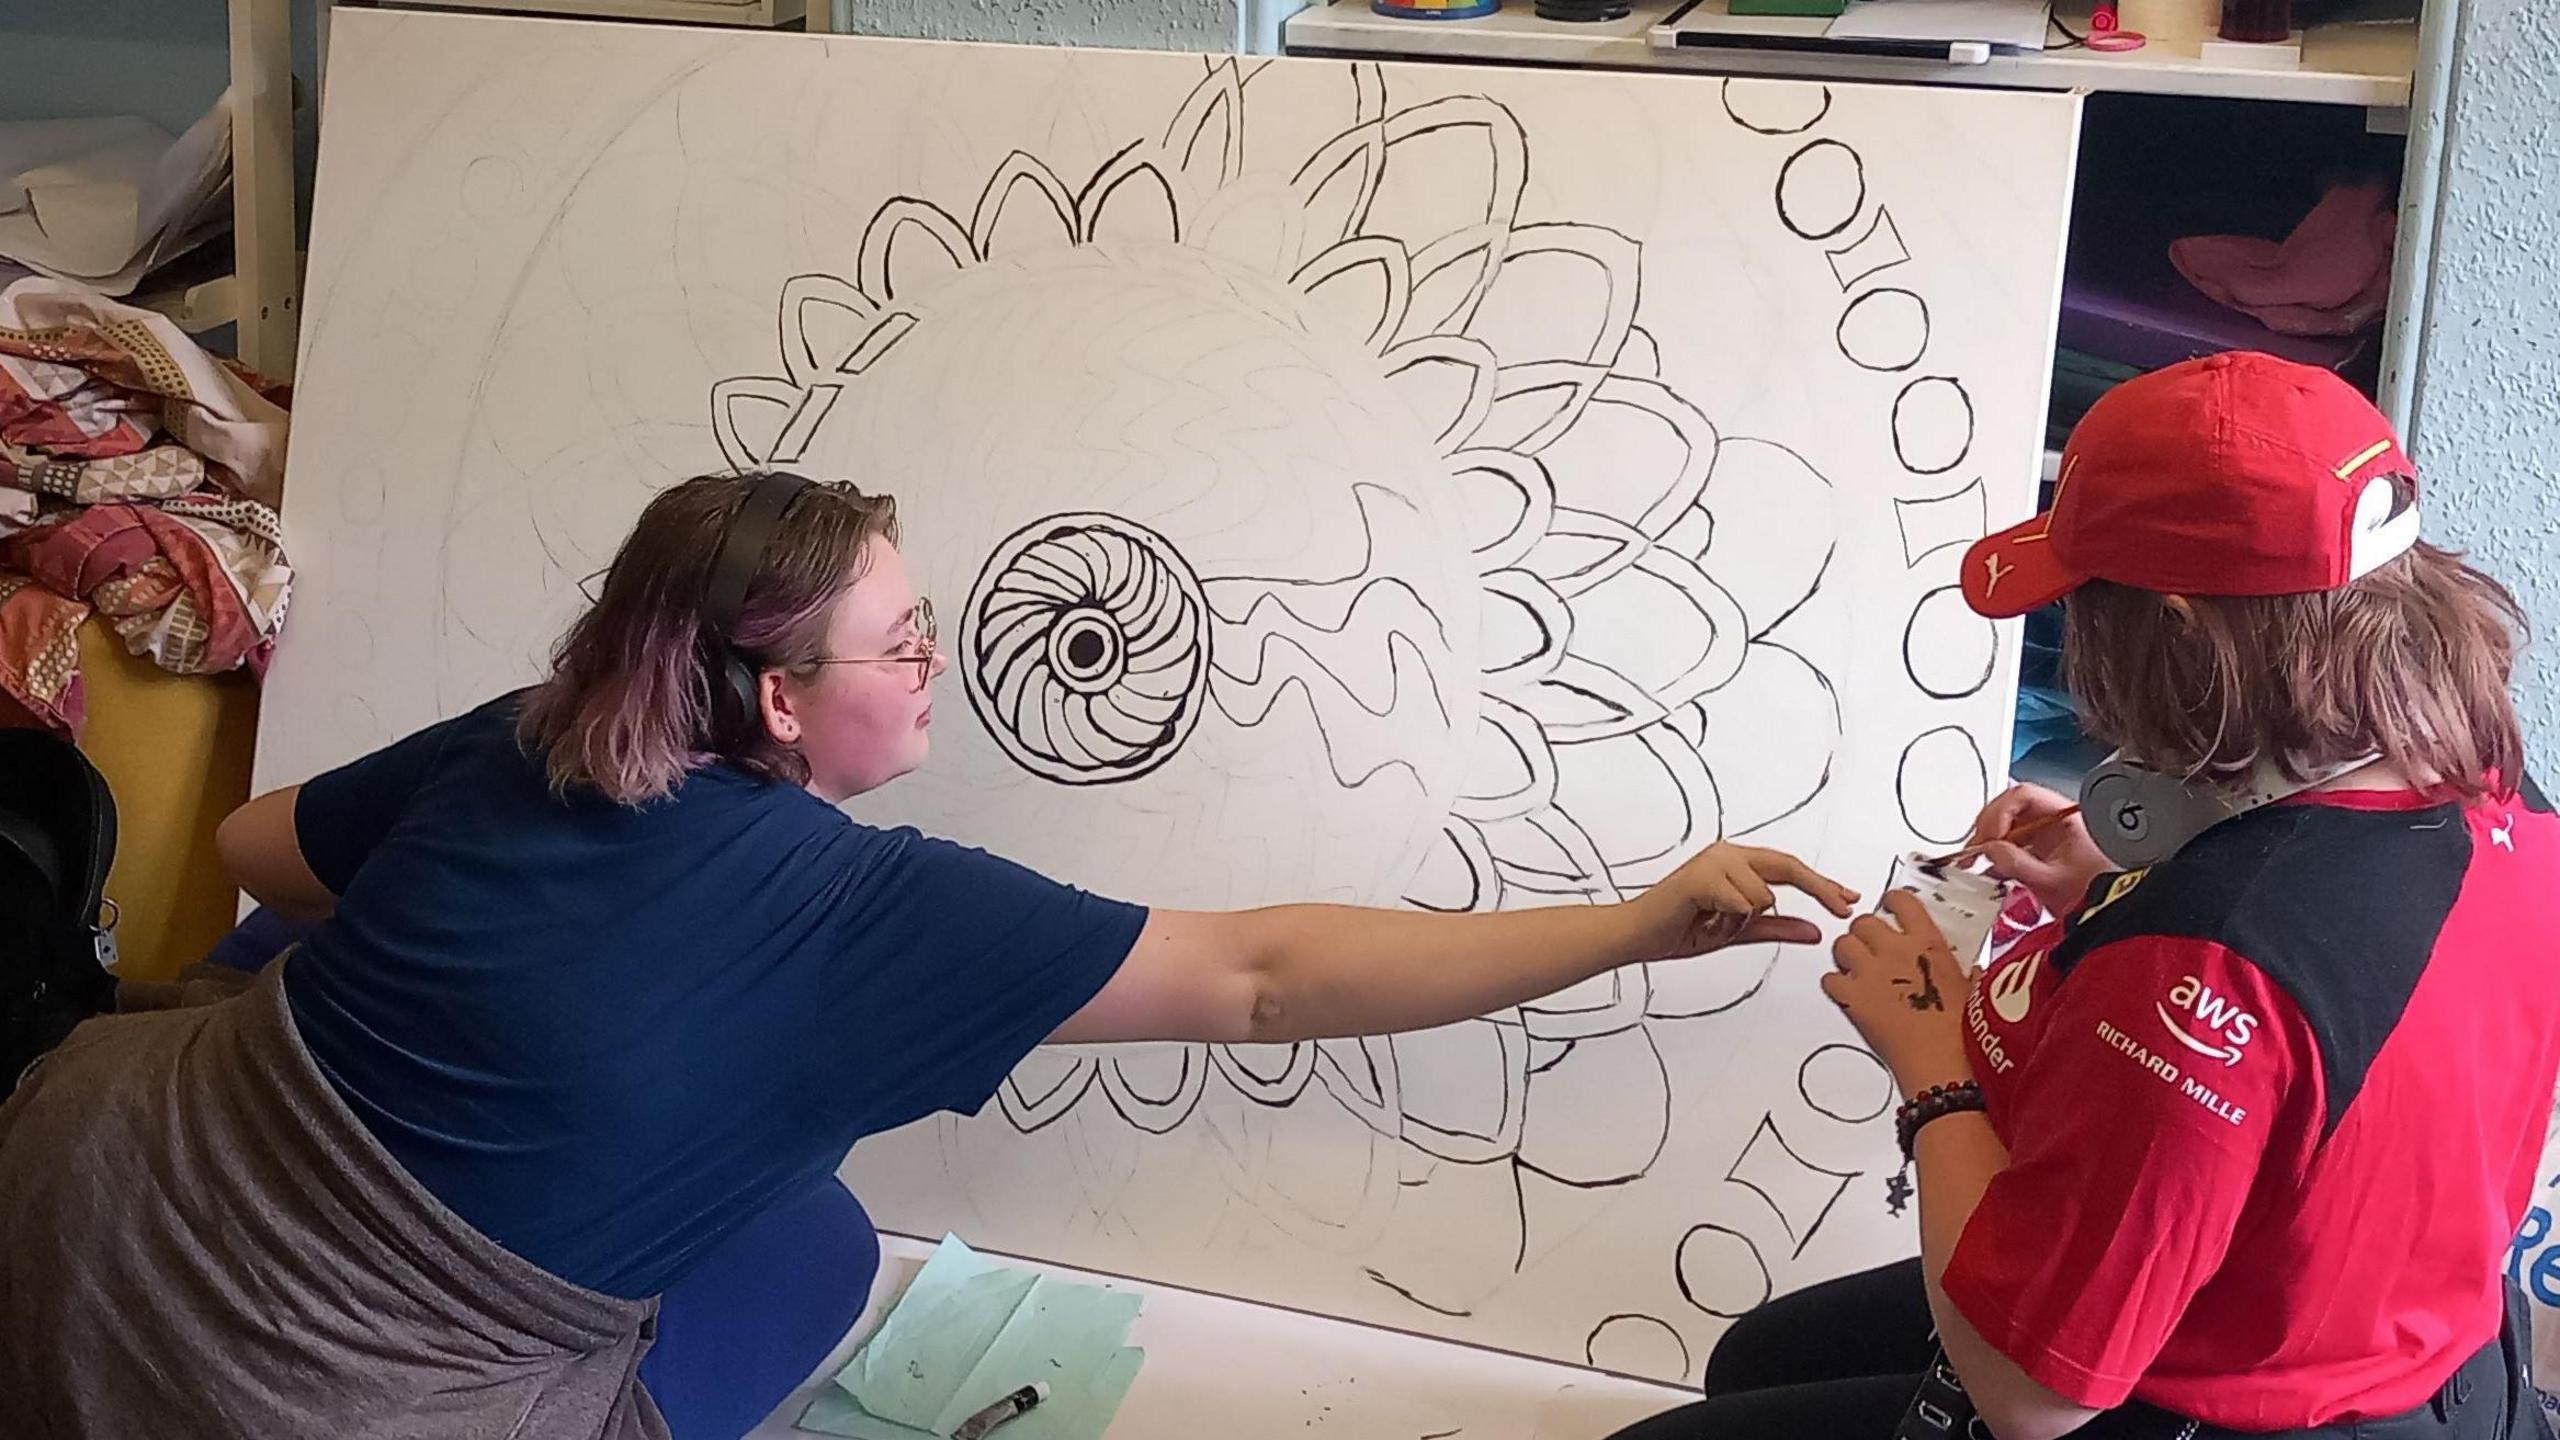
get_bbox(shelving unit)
[105,0,304,382]
[1286,0,2417,114]
[227,0,300,382]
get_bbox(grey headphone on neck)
[2078,750,2379,869]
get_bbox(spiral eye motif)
[963,513,1210,785]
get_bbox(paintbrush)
[1922,804,2082,870]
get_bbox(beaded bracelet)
[1894,1080,1986,1162]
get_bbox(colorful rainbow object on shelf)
[1373,0,1501,19]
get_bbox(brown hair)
[2064,516,2529,802]
[518,472,900,804]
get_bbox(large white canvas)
[262,8,2077,1381]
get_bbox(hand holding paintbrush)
[1939,783,2112,917]
[1923,803,2083,869]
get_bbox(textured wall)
[833,0,1239,53]
[2409,0,2560,763]
[0,2,326,133]
[0,4,234,131]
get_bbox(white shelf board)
[376,0,807,26]
[1283,0,2416,110]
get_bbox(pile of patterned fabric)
[0,277,289,733]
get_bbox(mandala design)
[964,514,1211,786]
[713,60,1843,1314]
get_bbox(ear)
[759,668,802,745]
[2160,594,2198,629]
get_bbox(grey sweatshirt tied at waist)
[0,959,669,1439]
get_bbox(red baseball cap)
[1962,351,2422,619]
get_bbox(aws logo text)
[2156,975,2258,1068]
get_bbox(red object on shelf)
[2088,0,2147,49]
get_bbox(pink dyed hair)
[518,472,900,804]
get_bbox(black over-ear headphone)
[701,471,813,732]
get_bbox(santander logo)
[1987,950,2042,1024]
[2156,975,2258,1068]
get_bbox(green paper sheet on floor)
[796,1235,1146,1440]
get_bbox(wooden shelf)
[1284,0,2416,111]
[231,0,300,381]
[131,272,241,334]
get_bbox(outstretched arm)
[1052,844,1856,1046]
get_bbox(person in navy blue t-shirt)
[190,472,1857,1435]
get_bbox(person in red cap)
[1616,350,2560,1440]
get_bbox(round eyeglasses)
[805,597,938,690]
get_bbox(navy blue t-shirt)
[281,696,1144,1298]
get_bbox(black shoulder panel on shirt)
[2522,773,2552,815]
[2049,802,2473,1136]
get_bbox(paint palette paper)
[798,1235,1143,1440]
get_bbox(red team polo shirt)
[1941,780,2560,1428]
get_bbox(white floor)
[746,1233,1698,1440]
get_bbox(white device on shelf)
[1652,0,2052,60]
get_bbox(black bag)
[1,728,118,1094]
